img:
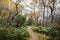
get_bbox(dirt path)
[27,26,39,40]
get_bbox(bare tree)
[49,0,56,24]
[10,0,23,16]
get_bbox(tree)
[48,0,56,24]
[41,0,45,26]
[5,0,24,26]
[10,0,23,16]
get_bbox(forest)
[0,0,60,40]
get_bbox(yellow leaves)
[2,0,9,6]
[9,2,15,10]
[0,0,15,10]
[9,2,15,7]
[18,4,23,10]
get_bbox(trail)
[27,26,39,40]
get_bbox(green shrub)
[0,19,6,27]
[32,26,41,32]
[0,27,8,40]
[13,15,26,27]
[32,25,59,36]
[0,27,29,40]
[25,18,33,26]
[32,24,59,40]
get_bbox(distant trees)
[0,0,60,27]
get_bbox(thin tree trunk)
[51,0,55,24]
[34,4,36,25]
[46,5,48,27]
[42,0,45,27]
[15,4,18,16]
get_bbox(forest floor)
[27,26,39,40]
[27,26,50,40]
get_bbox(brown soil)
[27,26,39,40]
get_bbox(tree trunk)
[51,0,55,24]
[42,0,45,27]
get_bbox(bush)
[25,18,33,26]
[13,15,26,27]
[0,27,8,40]
[32,25,59,36]
[0,19,6,27]
[0,27,29,40]
[32,24,60,40]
